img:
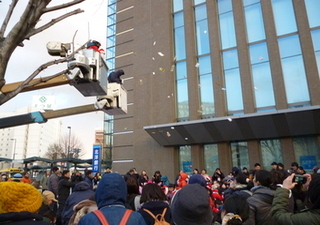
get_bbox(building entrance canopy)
[144,106,320,146]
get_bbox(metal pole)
[10,139,16,168]
[67,126,71,169]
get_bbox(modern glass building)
[105,0,320,179]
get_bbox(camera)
[293,175,307,184]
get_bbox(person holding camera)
[271,173,320,225]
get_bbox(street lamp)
[67,126,71,169]
[10,139,16,168]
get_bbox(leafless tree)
[0,0,87,105]
[44,134,84,159]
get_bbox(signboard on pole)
[92,144,102,173]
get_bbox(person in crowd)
[78,173,146,225]
[69,199,98,225]
[297,166,306,175]
[71,171,84,184]
[271,173,320,224]
[138,183,171,225]
[124,169,135,182]
[161,175,170,186]
[93,172,101,190]
[171,183,212,225]
[291,162,299,173]
[166,183,176,203]
[38,190,57,224]
[152,170,162,184]
[126,177,141,211]
[221,194,250,225]
[62,181,95,225]
[177,171,188,189]
[0,181,49,224]
[1,173,8,182]
[56,170,75,225]
[193,168,200,174]
[132,168,140,181]
[224,172,252,200]
[277,163,289,177]
[107,69,125,84]
[271,162,278,170]
[48,166,60,198]
[21,172,32,184]
[139,170,149,186]
[40,170,51,192]
[105,167,112,174]
[246,170,277,225]
[250,163,262,179]
[312,166,319,174]
[242,167,250,178]
[213,168,225,182]
[83,170,94,190]
[201,169,212,185]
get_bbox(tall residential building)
[105,0,320,180]
[0,106,61,169]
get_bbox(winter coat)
[107,70,124,84]
[271,187,320,225]
[40,174,49,190]
[58,176,75,203]
[0,211,50,224]
[61,182,95,225]
[246,186,277,225]
[78,173,146,225]
[69,200,97,225]
[48,173,59,196]
[161,175,170,186]
[138,201,171,225]
[83,176,93,190]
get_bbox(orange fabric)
[21,177,32,184]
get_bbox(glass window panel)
[252,63,275,108]
[107,25,116,36]
[219,12,236,49]
[200,74,214,115]
[305,0,320,28]
[231,142,249,169]
[107,5,116,16]
[107,14,116,25]
[174,12,184,28]
[293,136,320,173]
[174,27,186,60]
[311,29,320,51]
[249,42,269,64]
[173,0,183,12]
[282,56,310,104]
[223,49,239,69]
[108,0,117,4]
[194,0,206,5]
[106,47,115,59]
[243,0,260,6]
[176,61,187,80]
[278,35,301,58]
[261,139,283,171]
[225,68,244,111]
[204,144,219,177]
[177,79,189,118]
[217,0,232,14]
[107,58,115,70]
[179,146,192,173]
[199,56,212,75]
[107,36,116,47]
[195,4,207,21]
[271,0,297,36]
[196,20,210,55]
[244,3,266,43]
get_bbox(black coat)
[138,201,171,225]
[58,176,75,203]
[0,211,50,224]
[107,70,124,84]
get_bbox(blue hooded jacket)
[78,173,146,225]
[61,182,94,225]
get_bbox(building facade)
[105,0,320,180]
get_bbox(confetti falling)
[158,52,164,57]
[152,57,155,60]
[159,67,165,72]
[170,65,175,72]
[221,88,226,90]
[259,56,264,60]
[140,79,143,85]
[171,127,175,129]
[227,118,232,122]
[166,131,171,137]
[152,72,155,75]
[153,41,156,46]
[167,95,171,98]
[195,63,200,67]
[254,86,258,90]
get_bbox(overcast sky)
[0,0,107,158]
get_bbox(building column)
[281,138,295,169]
[191,145,204,172]
[247,140,262,169]
[218,142,232,174]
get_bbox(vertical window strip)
[217,0,236,49]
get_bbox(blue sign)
[92,145,102,173]
[300,156,316,170]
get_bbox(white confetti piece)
[166,131,171,137]
[152,72,155,75]
[153,41,156,46]
[259,56,264,60]
[158,52,164,57]
[254,86,258,90]
[221,88,226,90]
[195,63,200,67]
[159,67,165,72]
[152,57,155,60]
[227,118,232,122]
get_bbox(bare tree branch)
[0,0,18,38]
[43,0,85,13]
[25,8,84,39]
[0,40,90,105]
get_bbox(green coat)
[271,187,320,225]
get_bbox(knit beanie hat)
[189,174,206,188]
[0,182,43,213]
[171,184,212,225]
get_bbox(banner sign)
[92,144,102,173]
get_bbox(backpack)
[143,208,170,225]
[92,209,132,225]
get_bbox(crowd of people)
[0,161,320,225]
